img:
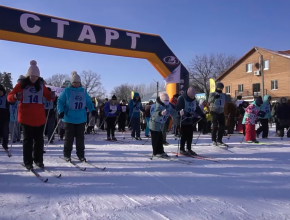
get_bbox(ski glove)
[161,109,167,116]
[91,110,96,117]
[214,94,220,99]
[59,112,64,119]
[180,109,184,116]
[14,92,22,100]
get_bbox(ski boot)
[179,149,189,156]
[187,149,197,156]
[112,137,117,141]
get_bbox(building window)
[238,84,243,92]
[246,63,252,73]
[253,83,261,96]
[263,60,269,70]
[271,80,278,90]
[225,86,230,94]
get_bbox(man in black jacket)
[277,97,290,137]
[175,87,205,156]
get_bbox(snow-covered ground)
[1,127,290,220]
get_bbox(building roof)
[216,46,290,81]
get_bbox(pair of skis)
[171,152,220,163]
[59,156,106,171]
[21,164,61,183]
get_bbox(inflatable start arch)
[0,5,189,99]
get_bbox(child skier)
[242,97,263,143]
[118,99,128,132]
[8,60,55,169]
[149,93,178,157]
[104,95,120,140]
[57,71,96,162]
[9,100,21,143]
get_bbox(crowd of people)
[0,60,287,169]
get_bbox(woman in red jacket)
[8,60,54,170]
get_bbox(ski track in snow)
[1,128,290,219]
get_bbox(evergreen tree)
[0,72,3,85]
[2,72,13,92]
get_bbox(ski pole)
[44,119,61,152]
[43,108,51,136]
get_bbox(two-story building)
[216,47,290,102]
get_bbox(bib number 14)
[28,95,38,103]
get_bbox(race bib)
[43,98,53,110]
[22,85,43,104]
[121,106,126,112]
[69,90,86,110]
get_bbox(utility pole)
[255,48,264,97]
[157,81,159,98]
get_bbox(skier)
[8,60,55,169]
[276,97,290,138]
[175,87,205,156]
[203,102,211,134]
[149,93,178,157]
[128,92,144,140]
[118,99,128,132]
[224,95,239,135]
[271,102,280,136]
[43,87,56,143]
[237,101,249,136]
[57,71,96,162]
[170,94,179,136]
[242,97,263,143]
[9,99,21,143]
[208,82,229,147]
[144,100,153,137]
[104,95,120,140]
[256,95,272,139]
[0,84,10,151]
[198,99,207,133]
[87,101,97,134]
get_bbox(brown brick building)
[216,47,290,102]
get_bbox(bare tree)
[81,70,106,98]
[188,53,237,99]
[45,73,70,87]
[111,83,132,102]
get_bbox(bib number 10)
[74,102,83,109]
[28,95,38,103]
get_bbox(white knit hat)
[70,71,81,83]
[26,60,40,77]
[160,92,169,102]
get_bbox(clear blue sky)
[1,0,290,96]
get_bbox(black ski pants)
[106,117,116,137]
[256,118,269,138]
[118,114,126,131]
[131,117,141,138]
[211,112,225,142]
[150,130,165,155]
[0,119,9,150]
[22,124,45,166]
[64,122,86,158]
[180,124,194,151]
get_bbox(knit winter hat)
[70,71,81,83]
[187,87,196,98]
[216,82,224,89]
[112,95,117,100]
[26,60,40,77]
[159,92,169,102]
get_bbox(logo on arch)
[163,56,180,66]
[29,87,38,93]
[75,96,83,101]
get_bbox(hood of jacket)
[133,92,141,102]
[263,95,270,102]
